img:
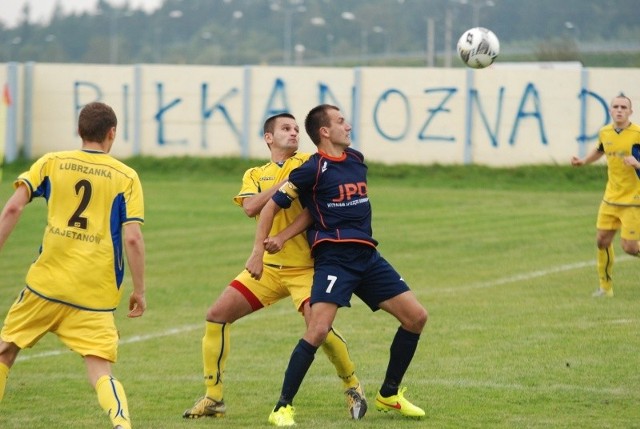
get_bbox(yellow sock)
[321,327,359,389]
[597,245,614,292]
[95,375,131,429]
[0,362,9,401]
[203,321,229,401]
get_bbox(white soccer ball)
[456,27,500,69]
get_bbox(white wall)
[3,62,639,166]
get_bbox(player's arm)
[623,143,640,169]
[0,185,30,253]
[246,180,300,279]
[123,222,146,318]
[241,178,288,217]
[571,147,604,166]
[245,198,282,279]
[623,156,640,169]
[264,208,312,254]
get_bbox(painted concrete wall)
[2,62,639,166]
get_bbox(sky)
[0,0,163,28]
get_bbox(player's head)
[610,94,633,126]
[264,112,296,134]
[263,112,299,153]
[78,102,117,145]
[305,104,350,148]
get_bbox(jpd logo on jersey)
[332,182,367,202]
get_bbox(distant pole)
[472,2,480,28]
[284,9,292,65]
[444,8,453,68]
[109,10,118,64]
[360,28,368,64]
[426,17,435,67]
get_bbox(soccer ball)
[456,27,500,69]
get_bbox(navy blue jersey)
[272,147,378,251]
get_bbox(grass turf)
[0,157,637,428]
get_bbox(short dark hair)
[263,112,296,134]
[78,102,117,143]
[613,93,632,109]
[304,104,339,146]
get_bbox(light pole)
[154,9,183,63]
[341,11,368,64]
[445,0,494,67]
[564,21,580,54]
[444,7,453,67]
[472,0,495,27]
[294,44,305,65]
[109,9,118,64]
[310,16,334,64]
[452,0,495,27]
[564,21,580,39]
[231,10,243,64]
[371,25,387,56]
[449,0,494,28]
[108,9,134,64]
[271,0,307,65]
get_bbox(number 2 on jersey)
[68,179,92,229]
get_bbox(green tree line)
[2,0,639,67]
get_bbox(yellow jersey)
[15,150,144,311]
[598,123,640,206]
[233,152,312,268]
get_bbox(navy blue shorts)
[310,242,410,311]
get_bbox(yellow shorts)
[597,202,640,241]
[230,265,313,312]
[1,288,119,362]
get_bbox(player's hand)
[570,156,583,166]
[246,250,264,280]
[128,291,146,318]
[264,235,285,254]
[623,155,640,169]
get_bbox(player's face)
[271,117,300,151]
[326,109,352,148]
[610,97,632,127]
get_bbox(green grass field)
[0,158,638,429]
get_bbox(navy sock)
[379,327,420,397]
[275,339,318,409]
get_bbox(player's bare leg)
[86,355,132,429]
[595,230,616,297]
[302,301,366,419]
[0,341,20,401]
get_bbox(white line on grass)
[16,257,633,362]
[422,378,631,396]
[13,257,637,400]
[439,256,633,294]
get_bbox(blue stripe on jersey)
[18,177,47,201]
[111,193,126,288]
[633,144,640,179]
[34,177,51,200]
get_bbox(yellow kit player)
[0,102,146,429]
[571,94,640,297]
[183,113,366,420]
